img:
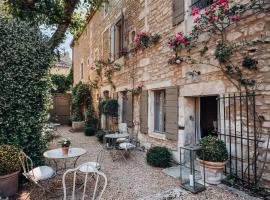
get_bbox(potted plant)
[197,135,228,185]
[71,108,85,132]
[0,145,21,197]
[59,138,71,154]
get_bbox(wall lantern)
[179,144,206,193]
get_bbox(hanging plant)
[136,32,162,50]
[242,57,258,70]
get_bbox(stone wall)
[72,0,270,188]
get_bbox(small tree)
[0,19,53,165]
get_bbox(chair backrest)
[18,151,34,180]
[62,163,107,200]
[96,149,105,168]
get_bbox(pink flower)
[177,32,183,36]
[210,3,217,9]
[205,10,210,15]
[180,38,187,44]
[210,16,218,22]
[141,32,147,36]
[230,15,239,21]
[191,8,200,16]
[194,16,201,23]
[175,35,183,41]
[217,0,228,4]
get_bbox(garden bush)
[146,146,172,168]
[103,99,118,117]
[95,130,107,143]
[84,127,97,136]
[197,135,228,162]
[0,19,53,165]
[0,145,21,175]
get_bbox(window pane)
[154,90,165,133]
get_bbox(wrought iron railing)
[190,0,214,9]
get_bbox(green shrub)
[71,108,84,121]
[84,127,97,136]
[146,146,172,168]
[95,130,107,142]
[0,145,21,176]
[86,107,98,128]
[99,100,107,114]
[197,135,228,162]
[103,99,118,117]
[0,19,53,165]
[51,73,72,93]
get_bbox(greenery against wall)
[51,69,73,93]
[0,19,53,165]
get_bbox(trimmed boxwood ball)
[0,145,21,176]
[146,146,172,168]
[197,135,228,162]
[84,127,97,136]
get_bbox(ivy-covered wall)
[0,19,53,165]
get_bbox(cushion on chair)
[79,162,101,173]
[27,166,55,182]
[119,142,136,150]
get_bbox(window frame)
[153,90,166,134]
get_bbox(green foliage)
[99,100,108,114]
[197,135,228,162]
[215,43,232,63]
[242,57,258,70]
[0,145,21,175]
[146,146,172,168]
[95,130,107,143]
[84,127,97,136]
[51,73,72,93]
[103,99,118,117]
[0,19,53,165]
[58,138,71,147]
[71,82,91,121]
[86,108,98,128]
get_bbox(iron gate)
[217,92,267,187]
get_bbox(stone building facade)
[72,0,270,188]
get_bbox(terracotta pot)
[72,121,85,132]
[0,171,20,197]
[62,147,69,154]
[198,159,227,185]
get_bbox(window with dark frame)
[122,94,128,123]
[110,14,124,61]
[191,0,213,9]
[154,90,166,133]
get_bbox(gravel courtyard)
[16,126,251,200]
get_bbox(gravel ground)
[16,126,250,200]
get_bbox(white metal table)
[104,133,129,161]
[44,147,87,173]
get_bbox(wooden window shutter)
[172,0,185,26]
[165,86,178,140]
[126,93,133,127]
[140,91,148,134]
[110,25,115,61]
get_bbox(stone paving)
[16,126,252,200]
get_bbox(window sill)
[149,132,166,140]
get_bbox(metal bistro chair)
[19,151,56,197]
[79,149,105,173]
[62,163,108,200]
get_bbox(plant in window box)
[136,32,161,51]
[58,138,71,155]
[0,145,21,197]
[196,135,228,184]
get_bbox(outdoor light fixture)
[179,144,205,193]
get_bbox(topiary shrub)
[197,135,228,162]
[0,145,21,176]
[0,19,53,165]
[146,146,172,168]
[103,99,118,117]
[95,130,107,143]
[84,127,97,136]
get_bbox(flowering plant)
[168,32,190,52]
[59,138,71,147]
[136,32,161,50]
[124,83,144,95]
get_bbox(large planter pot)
[198,159,227,185]
[0,171,20,197]
[72,121,85,132]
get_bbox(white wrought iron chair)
[79,149,105,173]
[62,163,108,200]
[19,151,56,197]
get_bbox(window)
[110,14,124,61]
[80,62,84,80]
[154,90,166,133]
[122,94,128,123]
[104,2,109,16]
[191,0,213,9]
